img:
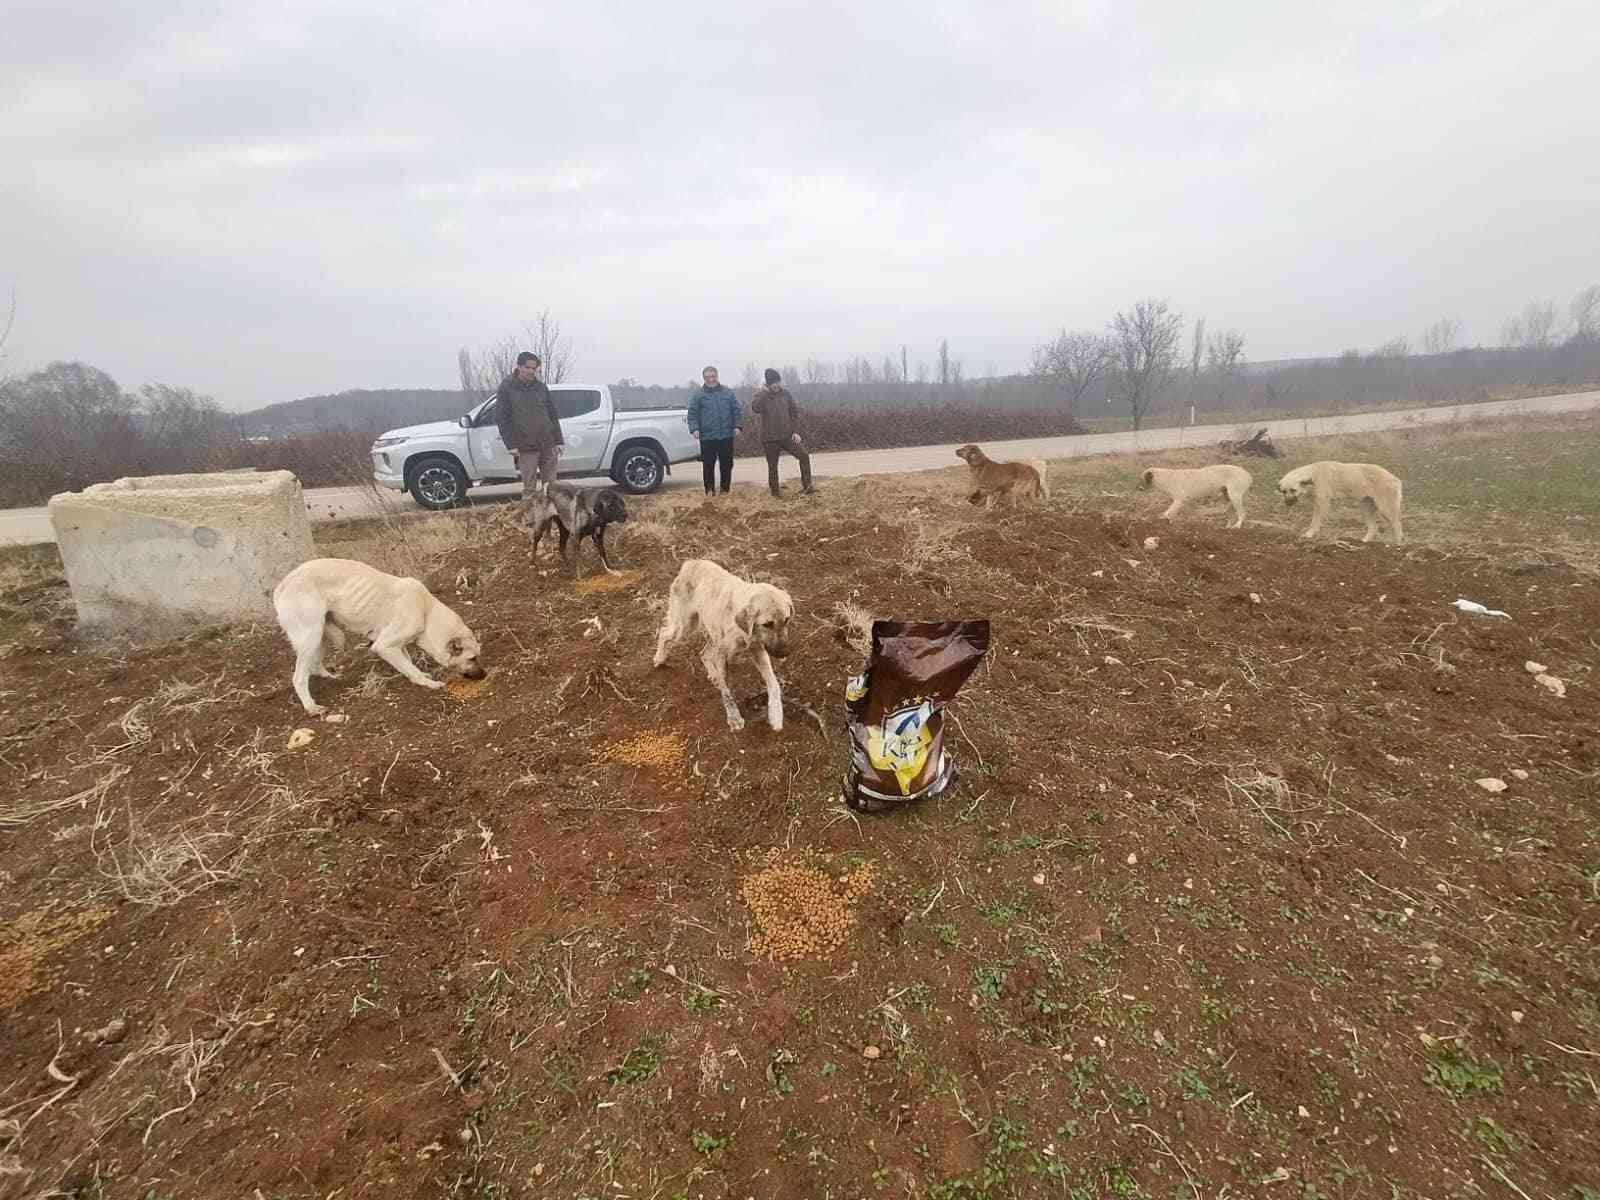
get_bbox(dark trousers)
[764,440,813,494]
[700,437,734,493]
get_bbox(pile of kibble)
[740,852,875,962]
[608,732,687,771]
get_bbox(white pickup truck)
[370,384,699,509]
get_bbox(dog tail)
[1026,458,1050,501]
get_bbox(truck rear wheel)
[612,445,666,494]
[407,456,469,510]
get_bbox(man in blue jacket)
[686,365,742,495]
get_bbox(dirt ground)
[1,459,1597,1200]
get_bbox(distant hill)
[237,389,469,436]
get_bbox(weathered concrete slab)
[47,470,315,635]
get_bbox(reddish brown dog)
[954,444,1047,510]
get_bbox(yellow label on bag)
[866,701,934,794]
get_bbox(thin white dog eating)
[273,558,485,715]
[1277,461,1404,544]
[651,559,793,732]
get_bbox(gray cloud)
[4,0,1597,409]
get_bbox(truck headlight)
[372,436,408,449]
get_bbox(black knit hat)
[764,368,781,385]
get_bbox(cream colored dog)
[273,558,485,715]
[1139,464,1252,528]
[1277,461,1404,543]
[651,559,794,732]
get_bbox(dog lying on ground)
[954,444,1047,509]
[528,482,629,576]
[1277,461,1404,544]
[651,559,794,732]
[1139,464,1253,528]
[273,558,485,715]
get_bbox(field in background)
[1,414,1597,1199]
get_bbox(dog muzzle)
[461,663,487,680]
[768,642,790,659]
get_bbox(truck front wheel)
[612,445,666,494]
[407,456,469,510]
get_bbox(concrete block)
[48,470,316,636]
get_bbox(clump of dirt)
[0,901,114,1011]
[740,851,875,962]
[575,570,642,595]
[608,731,687,771]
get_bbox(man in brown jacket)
[750,368,815,497]
[494,352,564,502]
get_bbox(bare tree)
[1107,299,1184,431]
[881,355,899,383]
[0,285,15,373]
[937,339,951,386]
[1420,317,1461,356]
[1204,330,1247,407]
[526,309,574,383]
[803,357,833,384]
[950,357,964,386]
[1371,337,1411,360]
[1031,330,1110,415]
[914,360,929,383]
[456,309,576,404]
[1188,316,1207,398]
[1567,285,1600,344]
[1501,300,1558,349]
[739,362,760,388]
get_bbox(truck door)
[466,398,517,479]
[554,388,606,473]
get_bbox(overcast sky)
[5,0,1598,411]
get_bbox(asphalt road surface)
[4,387,1597,547]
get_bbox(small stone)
[1436,883,1448,894]
[1474,777,1508,793]
[325,713,348,724]
[85,1017,127,1045]
[1297,1105,1311,1119]
[862,1045,881,1060]
[1104,655,1124,667]
[1524,660,1547,674]
[1143,536,1160,550]
[1427,953,1444,969]
[1510,1010,1525,1024]
[1091,569,1104,578]
[1183,878,1193,890]
[1510,768,1529,781]
[1153,1029,1166,1047]
[1126,853,1138,866]
[1534,674,1566,698]
[287,727,315,750]
[1032,873,1046,886]
[1249,592,1263,605]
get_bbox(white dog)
[651,559,794,732]
[1277,461,1404,544]
[273,558,485,715]
[1139,464,1253,528]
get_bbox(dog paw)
[305,704,327,717]
[726,714,746,732]
[418,678,445,690]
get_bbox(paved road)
[5,388,1597,547]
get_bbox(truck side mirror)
[458,415,471,428]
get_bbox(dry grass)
[0,764,129,831]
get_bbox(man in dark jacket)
[686,365,741,495]
[750,368,815,497]
[494,352,564,503]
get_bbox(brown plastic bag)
[843,620,991,813]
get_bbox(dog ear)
[736,598,758,636]
[447,637,464,656]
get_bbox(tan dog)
[651,559,794,732]
[273,558,485,715]
[955,445,1046,509]
[1277,461,1404,543]
[1139,464,1253,528]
